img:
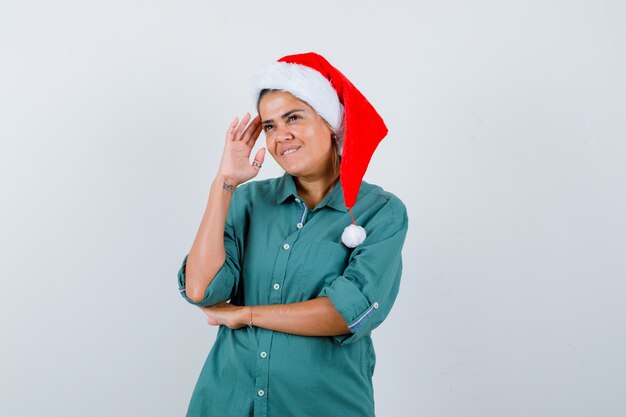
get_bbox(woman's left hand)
[199,302,250,329]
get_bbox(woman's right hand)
[216,112,266,186]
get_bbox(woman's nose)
[275,124,294,141]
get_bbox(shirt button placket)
[254,331,272,417]
[295,198,308,231]
[253,197,306,417]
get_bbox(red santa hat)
[251,52,388,248]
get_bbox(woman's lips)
[281,146,301,156]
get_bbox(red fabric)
[277,52,388,209]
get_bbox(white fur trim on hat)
[251,61,345,154]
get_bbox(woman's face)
[258,91,335,179]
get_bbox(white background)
[1,1,625,416]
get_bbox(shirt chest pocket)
[298,241,352,298]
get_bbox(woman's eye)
[262,116,297,132]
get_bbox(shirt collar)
[276,172,349,212]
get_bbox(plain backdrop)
[1,1,625,416]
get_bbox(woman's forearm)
[248,297,351,337]
[185,174,237,303]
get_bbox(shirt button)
[373,302,379,309]
[273,283,280,290]
[283,243,290,250]
[258,389,265,397]
[295,198,301,203]
[260,351,267,358]
[296,222,303,229]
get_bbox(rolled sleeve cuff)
[177,254,235,307]
[319,276,380,345]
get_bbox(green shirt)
[177,171,409,417]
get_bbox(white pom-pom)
[341,224,367,248]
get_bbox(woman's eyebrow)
[262,109,305,124]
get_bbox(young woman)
[178,53,409,417]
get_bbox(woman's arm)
[184,114,265,303]
[184,174,234,302]
[199,297,351,337]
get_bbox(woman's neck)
[294,165,340,210]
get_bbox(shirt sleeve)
[318,197,409,346]
[177,188,243,307]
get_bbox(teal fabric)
[178,171,409,417]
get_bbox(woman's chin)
[278,160,306,176]
[282,167,303,177]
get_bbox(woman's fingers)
[233,112,252,141]
[226,113,261,144]
[255,147,266,164]
[226,116,239,142]
[226,113,263,146]
[239,114,261,142]
[251,148,266,171]
[245,116,263,145]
